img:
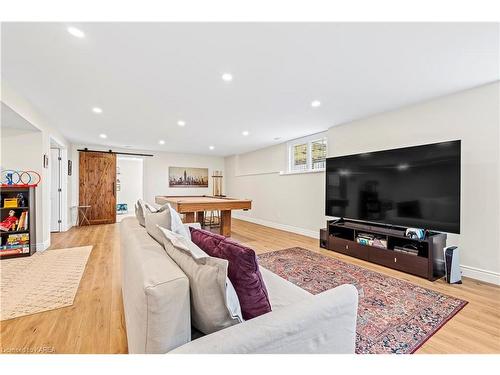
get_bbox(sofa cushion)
[136,199,158,226]
[145,207,172,244]
[259,267,312,310]
[156,203,171,212]
[169,206,190,238]
[158,226,243,334]
[189,227,272,320]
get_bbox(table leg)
[81,208,90,226]
[184,212,195,223]
[220,210,231,237]
[81,209,87,226]
[196,211,205,226]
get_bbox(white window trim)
[286,131,327,174]
[279,169,325,176]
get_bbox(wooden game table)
[155,195,252,236]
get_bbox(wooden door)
[79,152,116,225]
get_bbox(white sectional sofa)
[120,216,358,354]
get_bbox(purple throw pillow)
[189,227,225,252]
[189,227,272,320]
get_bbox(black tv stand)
[320,219,446,281]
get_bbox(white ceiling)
[1,102,40,132]
[1,23,499,156]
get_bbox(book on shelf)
[356,232,388,249]
[1,244,29,250]
[6,233,29,245]
[0,247,29,256]
[16,211,28,231]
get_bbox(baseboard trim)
[61,223,73,232]
[460,265,500,285]
[36,238,50,252]
[232,214,319,239]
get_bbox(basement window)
[287,132,327,173]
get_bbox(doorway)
[116,157,144,222]
[50,147,62,232]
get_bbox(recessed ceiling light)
[159,140,165,145]
[67,26,85,38]
[311,100,321,108]
[222,73,233,82]
[177,120,186,127]
[242,131,249,136]
[92,107,103,114]
[209,146,215,150]
[273,137,281,141]
[99,133,107,139]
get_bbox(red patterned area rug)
[257,247,467,354]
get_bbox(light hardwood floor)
[1,219,499,354]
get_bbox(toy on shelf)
[0,210,19,232]
[116,203,128,214]
[3,198,19,208]
[17,193,27,207]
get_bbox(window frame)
[287,132,327,174]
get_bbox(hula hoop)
[25,171,41,186]
[1,170,21,185]
[19,171,33,185]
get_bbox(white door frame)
[49,136,69,232]
[50,148,62,232]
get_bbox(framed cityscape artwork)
[169,167,209,188]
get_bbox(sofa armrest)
[169,284,358,354]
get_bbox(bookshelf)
[0,186,36,259]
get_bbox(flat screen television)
[325,140,461,233]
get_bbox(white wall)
[143,150,225,203]
[225,144,324,237]
[1,83,70,250]
[328,82,500,283]
[116,157,143,214]
[225,82,500,284]
[69,144,225,225]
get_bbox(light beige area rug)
[0,246,92,321]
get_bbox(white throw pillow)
[158,226,243,334]
[145,206,172,244]
[169,206,190,239]
[136,199,158,226]
[156,203,171,213]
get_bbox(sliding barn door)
[79,152,117,225]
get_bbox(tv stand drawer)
[369,247,428,278]
[328,236,369,261]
